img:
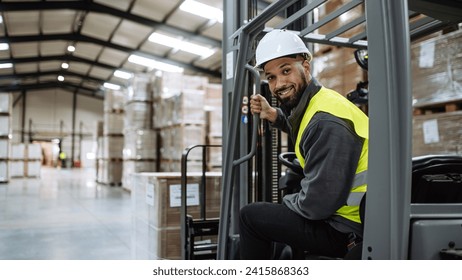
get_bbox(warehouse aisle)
[0,167,132,260]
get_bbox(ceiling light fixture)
[114,70,133,79]
[128,54,184,73]
[103,82,121,90]
[57,75,65,81]
[0,43,9,51]
[148,32,214,58]
[61,62,69,69]
[0,63,13,69]
[67,46,75,52]
[180,0,223,23]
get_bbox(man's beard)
[276,72,308,113]
[278,88,303,112]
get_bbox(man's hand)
[250,94,278,123]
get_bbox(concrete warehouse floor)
[0,167,132,260]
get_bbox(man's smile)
[276,86,293,97]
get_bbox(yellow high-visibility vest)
[294,87,368,223]
[59,152,67,160]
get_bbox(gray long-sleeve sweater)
[272,78,365,237]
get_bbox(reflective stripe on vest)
[347,170,367,206]
[294,87,369,223]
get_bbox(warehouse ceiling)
[0,0,272,100]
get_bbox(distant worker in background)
[239,29,369,259]
[59,151,67,168]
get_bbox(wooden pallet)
[413,101,462,115]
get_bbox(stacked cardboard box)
[10,143,25,178]
[205,83,223,171]
[122,73,158,191]
[411,29,462,156]
[0,93,11,183]
[6,142,42,178]
[153,73,210,172]
[315,46,366,97]
[25,143,42,177]
[123,129,157,190]
[0,138,9,182]
[154,89,206,128]
[413,111,462,157]
[97,89,125,186]
[312,0,366,99]
[130,172,221,260]
[159,124,205,170]
[151,72,208,101]
[97,135,124,185]
[411,29,462,109]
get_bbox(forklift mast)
[219,0,462,260]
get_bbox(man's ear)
[302,59,311,72]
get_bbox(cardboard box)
[0,139,9,159]
[11,143,25,160]
[159,124,206,162]
[0,116,11,137]
[103,112,124,135]
[130,172,221,259]
[0,93,12,113]
[123,129,157,160]
[97,159,123,185]
[411,29,462,107]
[413,111,462,156]
[124,101,152,130]
[0,161,8,182]
[128,73,154,102]
[26,160,41,177]
[315,47,365,96]
[102,135,124,159]
[9,160,25,178]
[104,89,126,112]
[153,90,206,128]
[26,143,42,160]
[122,159,157,191]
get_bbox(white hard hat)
[255,29,312,70]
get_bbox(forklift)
[181,0,462,260]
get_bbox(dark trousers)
[239,202,350,260]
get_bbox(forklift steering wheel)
[279,152,304,175]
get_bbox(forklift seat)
[410,154,462,259]
[411,154,462,203]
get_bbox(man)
[239,29,369,259]
[59,150,67,168]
